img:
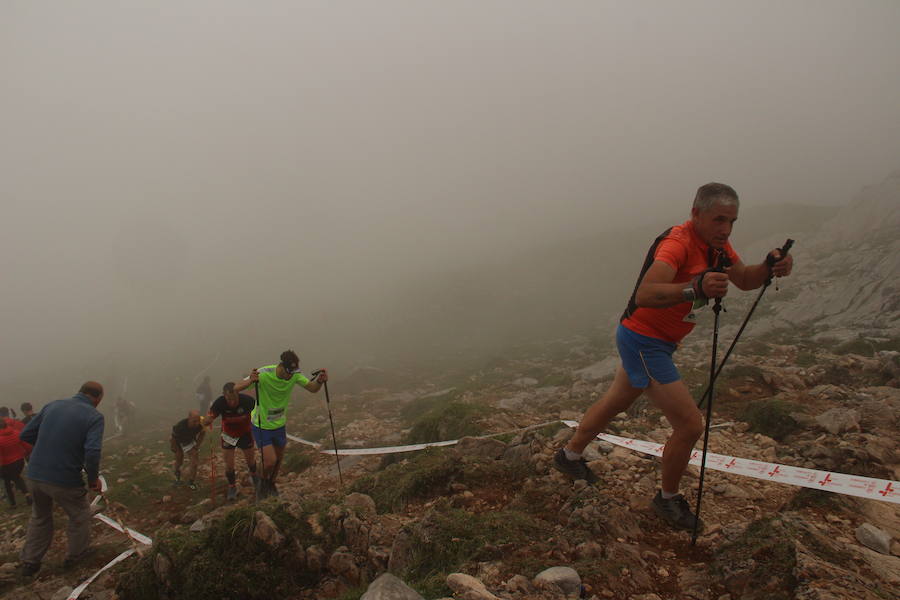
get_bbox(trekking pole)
[313,370,343,488]
[691,249,731,545]
[697,239,794,410]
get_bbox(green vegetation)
[351,446,532,513]
[399,500,551,598]
[738,399,801,441]
[399,389,462,423]
[405,402,487,445]
[281,446,315,474]
[117,502,331,600]
[784,487,843,512]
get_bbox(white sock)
[661,490,678,500]
[563,448,582,461]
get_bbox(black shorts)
[221,432,253,450]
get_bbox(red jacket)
[0,418,28,466]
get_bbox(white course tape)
[94,513,154,546]
[67,548,136,600]
[289,420,562,456]
[285,433,322,448]
[560,420,900,504]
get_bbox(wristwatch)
[682,286,697,302]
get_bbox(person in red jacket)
[0,416,31,508]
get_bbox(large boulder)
[814,408,860,435]
[252,511,285,547]
[533,566,581,599]
[360,573,424,600]
[446,572,500,600]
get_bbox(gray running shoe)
[553,448,599,484]
[651,491,704,532]
[226,486,237,501]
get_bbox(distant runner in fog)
[234,350,327,499]
[170,410,205,490]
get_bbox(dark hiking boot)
[226,486,237,502]
[651,491,704,532]
[269,481,279,497]
[553,448,599,484]
[20,562,40,577]
[187,481,197,491]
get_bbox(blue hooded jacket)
[20,393,104,487]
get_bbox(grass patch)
[351,448,461,512]
[738,399,801,441]
[783,487,843,512]
[401,501,551,594]
[281,447,314,474]
[117,503,331,600]
[405,402,487,445]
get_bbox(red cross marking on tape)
[880,482,895,497]
[819,473,833,487]
[724,458,737,469]
[768,465,781,477]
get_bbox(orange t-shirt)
[621,220,740,344]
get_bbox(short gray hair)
[693,182,739,212]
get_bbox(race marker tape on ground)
[290,420,898,503]
[68,475,154,600]
[66,549,136,600]
[560,420,900,504]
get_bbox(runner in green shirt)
[234,350,327,498]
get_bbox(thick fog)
[2,1,900,408]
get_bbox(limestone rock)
[360,573,424,600]
[815,408,860,435]
[856,522,893,555]
[306,545,326,573]
[153,552,172,586]
[252,511,285,548]
[533,566,581,599]
[189,518,206,532]
[446,572,500,600]
[328,548,361,585]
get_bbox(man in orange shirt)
[554,183,793,532]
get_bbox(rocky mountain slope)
[0,175,897,600]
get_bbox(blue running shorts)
[616,324,681,388]
[252,425,287,448]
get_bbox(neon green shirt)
[250,365,310,430]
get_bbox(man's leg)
[3,476,15,506]
[644,378,704,494]
[171,438,184,484]
[241,447,257,478]
[223,447,237,500]
[644,378,705,531]
[56,485,93,562]
[271,444,286,481]
[566,366,645,453]
[20,480,55,568]
[186,448,199,487]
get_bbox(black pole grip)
[767,238,795,267]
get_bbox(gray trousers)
[20,479,92,565]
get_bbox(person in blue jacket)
[18,382,105,577]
